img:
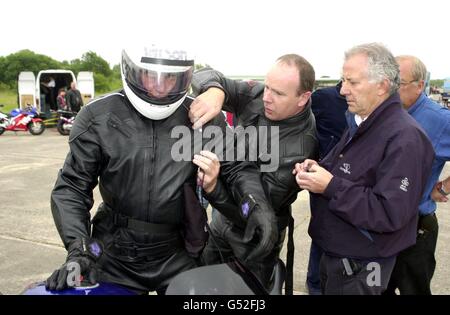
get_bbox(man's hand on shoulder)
[190,87,225,129]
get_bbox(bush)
[0,88,18,112]
[0,82,11,91]
[95,73,122,95]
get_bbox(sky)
[1,0,449,79]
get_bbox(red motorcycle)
[0,104,45,136]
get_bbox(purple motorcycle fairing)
[22,282,136,295]
[10,107,39,117]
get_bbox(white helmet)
[120,45,194,120]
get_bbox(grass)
[0,89,18,113]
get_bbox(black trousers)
[202,213,286,292]
[91,215,197,295]
[384,213,439,295]
[319,254,396,295]
[95,246,196,295]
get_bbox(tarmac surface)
[0,128,449,295]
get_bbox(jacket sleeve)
[435,113,450,160]
[261,160,302,211]
[323,132,434,233]
[50,106,101,249]
[65,91,73,107]
[204,110,274,224]
[77,90,84,106]
[192,67,261,116]
[204,159,275,229]
[205,178,244,226]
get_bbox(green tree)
[78,51,112,77]
[112,64,121,79]
[430,79,444,88]
[93,65,122,93]
[0,50,127,95]
[0,50,61,88]
[0,56,6,84]
[93,73,110,92]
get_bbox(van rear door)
[444,78,450,94]
[77,71,95,105]
[18,71,36,110]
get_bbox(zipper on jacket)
[147,120,156,223]
[141,119,151,223]
[107,114,132,138]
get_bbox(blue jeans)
[306,241,323,295]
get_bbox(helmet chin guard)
[122,75,188,120]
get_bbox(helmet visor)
[122,50,194,106]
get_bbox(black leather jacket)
[192,68,318,223]
[51,90,269,249]
[66,89,83,112]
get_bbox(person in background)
[66,81,83,113]
[305,81,348,295]
[56,88,68,111]
[294,43,434,295]
[384,55,450,295]
[44,77,57,111]
[190,54,318,292]
[40,77,55,116]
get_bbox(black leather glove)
[45,238,102,291]
[241,195,278,262]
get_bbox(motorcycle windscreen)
[166,260,268,295]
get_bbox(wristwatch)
[437,181,450,196]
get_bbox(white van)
[18,70,94,113]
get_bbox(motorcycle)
[21,179,285,295]
[0,104,45,136]
[56,110,76,136]
[21,258,285,295]
[166,259,286,295]
[22,281,136,295]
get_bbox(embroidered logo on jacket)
[400,177,409,192]
[339,163,351,174]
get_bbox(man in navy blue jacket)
[306,82,348,294]
[311,81,349,160]
[384,55,450,295]
[294,43,434,295]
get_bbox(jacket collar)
[263,98,313,126]
[407,92,427,116]
[351,93,402,136]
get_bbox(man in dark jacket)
[190,54,318,292]
[65,81,83,112]
[312,81,348,160]
[306,81,349,295]
[294,43,434,295]
[45,46,274,294]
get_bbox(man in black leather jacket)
[65,81,83,113]
[45,46,276,294]
[191,54,318,291]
